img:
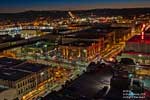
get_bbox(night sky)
[0,0,150,13]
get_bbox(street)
[44,66,113,100]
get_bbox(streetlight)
[138,54,142,57]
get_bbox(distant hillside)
[0,11,69,22]
[0,8,150,22]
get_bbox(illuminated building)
[59,39,103,62]
[112,27,132,43]
[0,57,75,100]
[59,26,131,62]
[0,57,52,100]
[60,25,132,62]
[136,65,150,76]
[20,30,42,39]
[117,34,150,65]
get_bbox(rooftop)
[0,57,48,81]
[127,35,150,44]
[62,40,98,47]
[0,68,30,81]
[0,34,22,43]
[15,63,48,72]
[119,58,136,65]
[65,28,111,39]
[0,57,24,69]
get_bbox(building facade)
[117,35,150,65]
[0,57,52,100]
[59,38,104,62]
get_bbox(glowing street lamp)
[83,49,87,53]
[138,54,142,57]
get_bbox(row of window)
[18,84,35,95]
[17,77,35,88]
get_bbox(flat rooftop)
[0,57,49,81]
[62,40,98,47]
[0,68,30,81]
[65,28,111,39]
[0,57,24,69]
[127,35,150,44]
[0,34,23,43]
[15,63,48,72]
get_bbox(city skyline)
[0,1,150,99]
[0,0,150,13]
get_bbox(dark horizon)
[1,7,150,14]
[0,0,150,13]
